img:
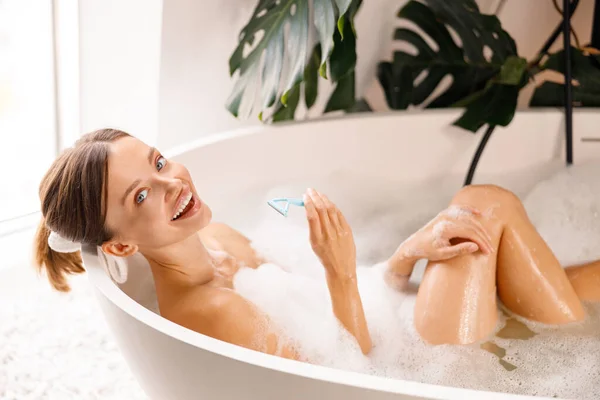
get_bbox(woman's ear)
[101,241,138,258]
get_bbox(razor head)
[267,198,291,217]
[267,197,305,217]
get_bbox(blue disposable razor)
[267,197,305,217]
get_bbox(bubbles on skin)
[226,167,600,399]
[236,259,600,398]
[443,205,476,220]
[432,220,453,247]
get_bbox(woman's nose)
[153,174,181,203]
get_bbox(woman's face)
[103,136,211,253]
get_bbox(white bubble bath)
[231,162,600,400]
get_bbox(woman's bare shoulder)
[169,286,273,348]
[163,286,236,326]
[200,222,264,268]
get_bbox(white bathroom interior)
[1,0,600,399]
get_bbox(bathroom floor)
[0,229,148,400]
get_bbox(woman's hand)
[304,188,356,281]
[395,205,494,263]
[304,188,373,355]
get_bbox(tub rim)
[85,112,564,400]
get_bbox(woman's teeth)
[172,192,193,220]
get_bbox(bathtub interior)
[109,132,563,315]
[107,112,573,314]
[108,153,600,317]
[87,113,600,400]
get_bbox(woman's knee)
[453,184,524,214]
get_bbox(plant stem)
[592,0,600,48]
[529,0,580,69]
[563,0,574,165]
[463,125,496,186]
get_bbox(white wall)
[157,0,596,150]
[157,0,399,150]
[157,0,260,150]
[79,0,163,146]
[77,0,594,150]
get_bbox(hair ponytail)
[34,214,85,292]
[34,128,129,291]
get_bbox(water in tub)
[217,162,599,399]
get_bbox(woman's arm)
[324,272,373,354]
[384,205,495,289]
[304,189,373,355]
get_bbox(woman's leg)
[413,184,585,345]
[565,261,600,302]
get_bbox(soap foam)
[229,164,600,399]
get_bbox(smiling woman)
[33,128,373,359]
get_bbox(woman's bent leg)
[565,261,600,302]
[414,185,585,345]
[492,187,585,323]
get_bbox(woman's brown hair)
[34,128,130,292]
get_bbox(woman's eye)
[156,156,167,171]
[136,189,148,204]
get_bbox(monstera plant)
[377,0,528,132]
[226,0,600,133]
[225,0,362,122]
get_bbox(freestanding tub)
[82,110,600,400]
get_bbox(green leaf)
[348,0,362,33]
[377,0,522,132]
[335,0,352,37]
[314,0,336,65]
[325,71,356,112]
[453,81,521,132]
[497,56,528,85]
[329,14,357,81]
[226,0,360,119]
[272,84,301,122]
[304,45,321,110]
[530,47,600,107]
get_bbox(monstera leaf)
[530,47,600,107]
[377,0,528,132]
[227,0,362,122]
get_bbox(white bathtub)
[82,110,600,400]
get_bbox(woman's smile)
[171,189,202,222]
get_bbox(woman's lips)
[172,187,192,218]
[171,193,201,222]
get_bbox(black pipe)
[534,0,580,63]
[591,0,600,48]
[463,0,580,185]
[463,125,496,186]
[563,0,574,165]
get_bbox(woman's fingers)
[307,188,332,236]
[303,192,322,242]
[452,206,493,249]
[319,192,343,234]
[336,207,352,235]
[457,205,482,216]
[461,216,494,253]
[440,210,493,254]
[439,221,492,255]
[437,242,479,259]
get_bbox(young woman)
[35,129,599,361]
